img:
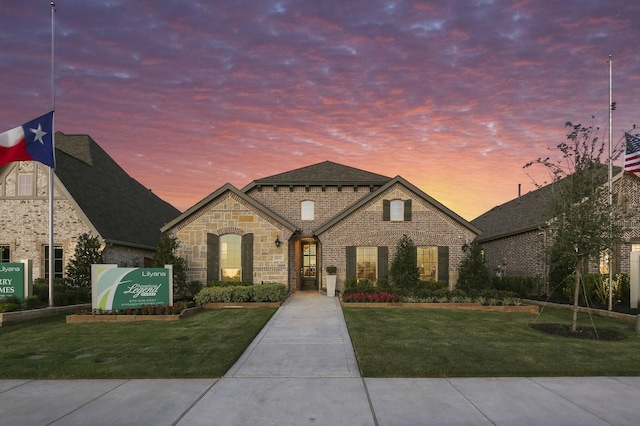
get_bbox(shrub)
[456,242,491,292]
[343,292,403,303]
[561,273,628,307]
[194,283,287,304]
[389,235,420,289]
[343,279,376,296]
[491,276,539,297]
[24,295,42,310]
[252,284,287,302]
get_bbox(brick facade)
[166,167,479,293]
[477,173,640,283]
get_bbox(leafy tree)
[525,121,625,331]
[456,242,490,292]
[65,233,103,302]
[389,234,420,289]
[152,232,191,301]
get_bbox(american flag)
[624,133,640,173]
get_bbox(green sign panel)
[0,263,24,302]
[92,265,172,310]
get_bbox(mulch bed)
[529,323,627,341]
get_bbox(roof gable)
[243,160,391,189]
[472,164,623,242]
[54,132,180,249]
[314,175,480,235]
[162,183,298,232]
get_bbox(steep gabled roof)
[55,132,180,249]
[161,183,298,233]
[242,160,391,190]
[314,175,481,235]
[472,165,623,243]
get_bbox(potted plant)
[326,266,337,297]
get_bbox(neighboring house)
[472,167,640,284]
[162,161,480,293]
[0,132,180,278]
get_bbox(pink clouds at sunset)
[1,1,639,220]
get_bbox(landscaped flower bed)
[66,303,201,323]
[341,291,539,312]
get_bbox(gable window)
[0,245,10,263]
[18,174,33,196]
[220,234,242,281]
[44,245,63,279]
[383,199,412,221]
[417,246,438,281]
[301,200,314,221]
[390,200,403,221]
[357,247,377,281]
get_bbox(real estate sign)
[0,262,31,302]
[91,264,173,310]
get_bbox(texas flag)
[0,111,55,168]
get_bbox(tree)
[525,121,625,332]
[152,232,190,301]
[389,234,420,289]
[65,233,103,301]
[456,242,490,292]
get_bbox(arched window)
[390,200,404,221]
[220,234,241,281]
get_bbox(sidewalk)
[1,292,640,425]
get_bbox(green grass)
[0,309,276,379]
[343,307,640,377]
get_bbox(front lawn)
[0,308,276,379]
[343,307,640,377]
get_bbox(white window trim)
[390,199,404,221]
[301,200,315,221]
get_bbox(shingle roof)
[472,165,622,243]
[243,160,391,189]
[55,132,180,249]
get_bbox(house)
[162,161,480,293]
[471,167,640,284]
[0,132,180,278]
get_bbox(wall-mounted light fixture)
[274,236,281,248]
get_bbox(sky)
[1,1,639,221]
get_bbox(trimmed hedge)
[194,283,287,305]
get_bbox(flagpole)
[608,54,613,311]
[48,1,56,307]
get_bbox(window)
[220,234,241,281]
[0,245,10,263]
[18,174,33,196]
[417,246,438,281]
[357,247,377,281]
[44,245,63,279]
[383,199,411,221]
[390,200,403,221]
[301,200,314,221]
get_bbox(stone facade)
[1,162,155,278]
[170,191,292,286]
[164,164,480,293]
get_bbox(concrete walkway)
[2,292,640,425]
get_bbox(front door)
[301,241,317,290]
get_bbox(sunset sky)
[1,1,639,221]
